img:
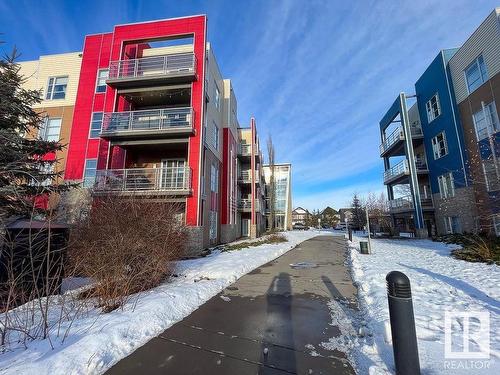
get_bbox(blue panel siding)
[380,96,402,131]
[415,50,469,193]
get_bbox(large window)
[438,172,455,198]
[213,122,219,150]
[444,217,461,234]
[83,159,97,187]
[482,158,500,192]
[431,132,448,159]
[493,215,500,237]
[214,84,220,110]
[472,101,499,141]
[46,76,68,100]
[89,112,103,138]
[95,69,109,93]
[39,118,62,141]
[465,55,488,93]
[210,164,218,192]
[426,94,441,123]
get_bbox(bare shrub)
[67,196,187,312]
[223,233,288,252]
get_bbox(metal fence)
[108,53,196,79]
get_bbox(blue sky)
[1,0,498,210]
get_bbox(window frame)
[426,93,441,123]
[482,158,500,192]
[465,55,488,94]
[213,121,219,150]
[493,215,500,237]
[40,117,62,141]
[438,172,455,199]
[472,101,500,141]
[431,131,448,159]
[83,159,98,188]
[89,112,104,138]
[45,76,68,100]
[95,69,109,93]
[214,83,220,110]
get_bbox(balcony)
[100,108,194,140]
[380,124,424,157]
[94,167,192,196]
[383,159,428,184]
[238,143,252,159]
[238,170,252,184]
[238,199,260,212]
[106,53,196,88]
[389,194,434,213]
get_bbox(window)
[438,173,455,198]
[465,55,488,93]
[472,101,500,141]
[213,122,219,150]
[431,132,448,159]
[444,217,461,234]
[89,112,103,138]
[46,76,68,100]
[83,159,97,187]
[482,158,500,192]
[214,84,220,110]
[39,118,62,141]
[37,163,54,187]
[426,94,441,123]
[210,164,218,192]
[95,69,109,93]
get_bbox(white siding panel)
[449,8,500,103]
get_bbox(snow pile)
[0,230,321,375]
[348,236,500,374]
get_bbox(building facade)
[448,8,500,236]
[18,15,292,251]
[292,207,309,225]
[263,163,292,231]
[379,8,499,236]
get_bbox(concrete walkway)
[106,235,358,374]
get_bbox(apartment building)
[263,163,292,231]
[18,52,82,202]
[236,120,267,238]
[448,8,500,236]
[16,15,292,250]
[379,8,499,236]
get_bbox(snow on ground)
[0,230,323,375]
[347,235,500,374]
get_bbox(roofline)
[263,163,292,167]
[17,51,83,63]
[114,14,207,28]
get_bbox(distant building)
[292,207,309,225]
[338,208,353,223]
[263,163,292,231]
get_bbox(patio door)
[241,219,250,237]
[161,159,186,189]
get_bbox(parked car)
[293,223,308,230]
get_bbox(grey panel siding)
[448,8,500,103]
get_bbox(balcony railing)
[108,53,196,81]
[384,160,409,182]
[380,124,424,155]
[239,143,251,156]
[94,167,191,193]
[238,199,260,211]
[101,108,194,135]
[238,170,252,183]
[389,193,434,212]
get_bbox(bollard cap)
[386,271,412,298]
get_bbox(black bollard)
[348,228,352,241]
[386,271,420,375]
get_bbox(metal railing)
[108,53,196,80]
[239,143,251,156]
[380,125,423,154]
[389,195,414,210]
[94,167,191,193]
[238,199,260,211]
[384,160,409,182]
[102,107,194,134]
[238,170,252,183]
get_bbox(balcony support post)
[399,93,425,234]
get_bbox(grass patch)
[222,233,288,252]
[434,233,500,264]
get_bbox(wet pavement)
[106,235,358,374]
